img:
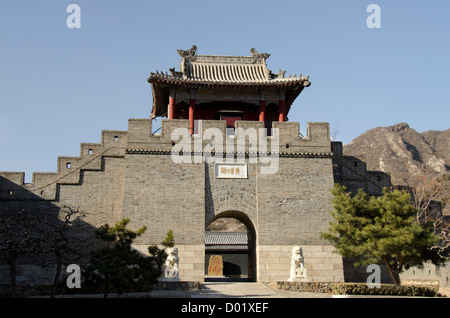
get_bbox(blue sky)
[1,1,449,182]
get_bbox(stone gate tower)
[0,46,346,284]
[129,46,344,282]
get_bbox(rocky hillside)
[343,123,450,214]
[206,218,247,232]
[209,123,450,231]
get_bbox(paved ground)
[29,282,329,298]
[34,281,444,298]
[145,282,330,298]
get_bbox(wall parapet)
[1,118,333,201]
[126,119,332,156]
[0,130,128,201]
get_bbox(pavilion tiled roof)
[147,46,311,118]
[186,58,269,83]
[148,45,311,87]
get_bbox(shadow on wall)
[0,176,98,287]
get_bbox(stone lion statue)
[164,247,179,280]
[289,246,306,281]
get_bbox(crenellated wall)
[0,130,128,202]
[331,141,391,196]
[2,118,401,285]
[126,119,332,156]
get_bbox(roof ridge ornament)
[272,69,286,79]
[177,45,197,78]
[177,45,197,58]
[250,48,270,62]
[169,67,183,78]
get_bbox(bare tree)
[44,206,86,298]
[401,172,450,259]
[0,206,87,297]
[0,211,44,297]
[330,125,338,141]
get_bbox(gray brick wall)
[122,154,205,246]
[1,118,408,285]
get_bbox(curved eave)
[150,82,169,118]
[148,74,310,89]
[148,75,311,118]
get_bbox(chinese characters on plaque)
[215,163,248,179]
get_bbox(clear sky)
[1,1,449,182]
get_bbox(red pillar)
[259,99,266,122]
[189,98,196,134]
[278,89,286,122]
[168,96,175,119]
[278,99,286,122]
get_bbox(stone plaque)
[208,255,224,276]
[215,163,247,179]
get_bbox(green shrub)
[331,283,439,297]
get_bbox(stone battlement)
[127,119,331,156]
[331,141,391,196]
[1,119,331,202]
[0,130,127,201]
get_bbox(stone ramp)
[193,282,280,298]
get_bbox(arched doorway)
[205,211,257,282]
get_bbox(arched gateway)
[206,211,256,281]
[1,46,379,285]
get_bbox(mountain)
[210,123,450,231]
[206,218,247,232]
[343,123,450,214]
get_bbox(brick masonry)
[257,245,343,283]
[1,118,394,284]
